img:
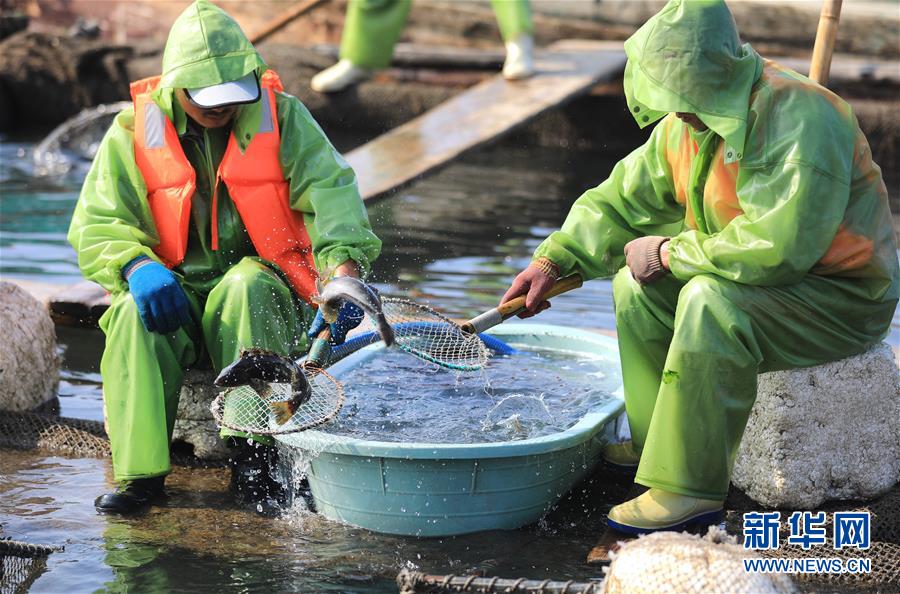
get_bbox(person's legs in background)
[311,0,411,92]
[491,0,534,80]
[311,0,535,92]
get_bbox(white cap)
[185,72,260,108]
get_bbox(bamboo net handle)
[494,274,583,318]
[809,0,843,85]
[460,275,583,335]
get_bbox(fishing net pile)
[0,411,110,457]
[602,527,797,594]
[0,539,60,594]
[0,411,220,466]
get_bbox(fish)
[311,276,395,347]
[214,347,311,426]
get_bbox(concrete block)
[0,281,60,411]
[172,369,230,460]
[733,343,900,508]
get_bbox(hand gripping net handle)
[364,276,580,372]
[461,275,583,335]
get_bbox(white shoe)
[502,34,535,80]
[310,59,372,93]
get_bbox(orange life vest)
[129,70,318,303]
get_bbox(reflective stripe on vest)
[130,70,319,303]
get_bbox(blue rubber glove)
[123,256,192,334]
[307,301,365,346]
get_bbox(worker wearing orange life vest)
[68,0,381,514]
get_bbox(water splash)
[33,102,130,177]
[481,392,553,439]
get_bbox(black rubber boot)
[94,476,166,514]
[229,439,286,516]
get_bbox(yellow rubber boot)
[602,440,641,467]
[606,488,723,534]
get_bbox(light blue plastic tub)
[276,323,624,536]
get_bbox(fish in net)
[337,276,583,373]
[210,366,344,435]
[368,297,492,371]
[208,300,492,436]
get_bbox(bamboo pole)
[808,0,843,85]
[246,0,329,45]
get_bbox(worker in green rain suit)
[502,0,898,533]
[311,0,534,92]
[68,0,381,514]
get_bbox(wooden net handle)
[460,275,583,335]
[809,0,843,85]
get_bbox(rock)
[0,31,131,130]
[602,527,797,594]
[0,282,60,411]
[0,14,28,42]
[172,369,230,460]
[733,343,900,509]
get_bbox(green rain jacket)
[534,0,898,303]
[68,0,381,296]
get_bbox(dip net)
[0,539,61,594]
[363,297,490,372]
[210,366,344,435]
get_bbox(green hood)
[623,0,762,163]
[158,0,267,90]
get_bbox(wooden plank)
[312,42,507,70]
[346,40,627,202]
[246,0,329,45]
[6,278,107,327]
[586,527,633,565]
[47,280,109,327]
[777,53,900,85]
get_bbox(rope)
[0,539,63,559]
[396,569,600,594]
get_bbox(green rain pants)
[612,267,895,501]
[340,0,533,69]
[98,257,307,482]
